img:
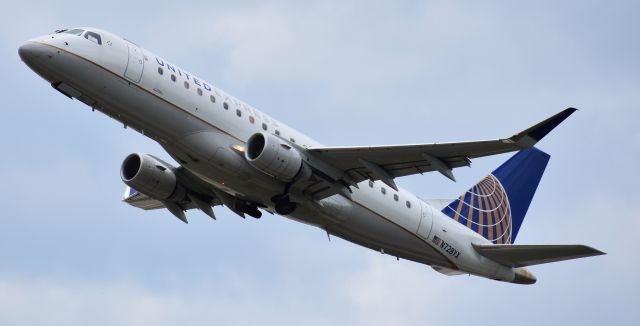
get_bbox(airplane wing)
[123,186,166,210]
[472,244,605,267]
[305,108,576,193]
[122,166,224,221]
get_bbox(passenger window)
[249,116,255,124]
[393,194,399,201]
[171,74,176,82]
[275,130,280,136]
[210,95,216,103]
[184,81,189,89]
[406,201,412,208]
[236,109,242,117]
[368,180,374,188]
[157,67,163,75]
[262,123,268,131]
[381,187,386,195]
[290,138,296,143]
[84,31,102,45]
[223,102,229,110]
[197,88,203,96]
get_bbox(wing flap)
[473,244,605,267]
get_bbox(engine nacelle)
[120,153,183,200]
[245,132,303,182]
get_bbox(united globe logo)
[441,175,513,244]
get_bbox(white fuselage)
[19,28,524,283]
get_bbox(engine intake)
[120,153,183,200]
[245,132,303,182]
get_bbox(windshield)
[83,31,102,45]
[64,29,85,36]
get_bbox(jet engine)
[245,132,303,182]
[120,153,185,200]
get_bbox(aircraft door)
[416,201,433,240]
[124,40,144,83]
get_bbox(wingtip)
[511,108,578,146]
[557,107,577,120]
[572,244,606,257]
[584,245,606,256]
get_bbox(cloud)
[0,275,312,326]
[0,277,182,326]
[345,257,454,325]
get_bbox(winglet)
[510,108,577,147]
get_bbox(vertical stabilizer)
[441,148,550,244]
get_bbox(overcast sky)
[1,1,638,325]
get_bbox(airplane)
[19,27,604,284]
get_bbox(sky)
[1,0,639,325]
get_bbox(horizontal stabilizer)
[473,243,605,267]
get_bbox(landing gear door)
[416,201,434,240]
[124,40,144,83]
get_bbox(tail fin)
[441,148,550,244]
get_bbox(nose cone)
[19,41,58,80]
[19,42,36,62]
[19,42,45,67]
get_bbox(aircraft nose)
[19,42,40,63]
[19,41,57,66]
[19,41,57,78]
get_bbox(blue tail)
[441,148,550,244]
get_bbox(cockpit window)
[84,31,102,45]
[64,29,85,36]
